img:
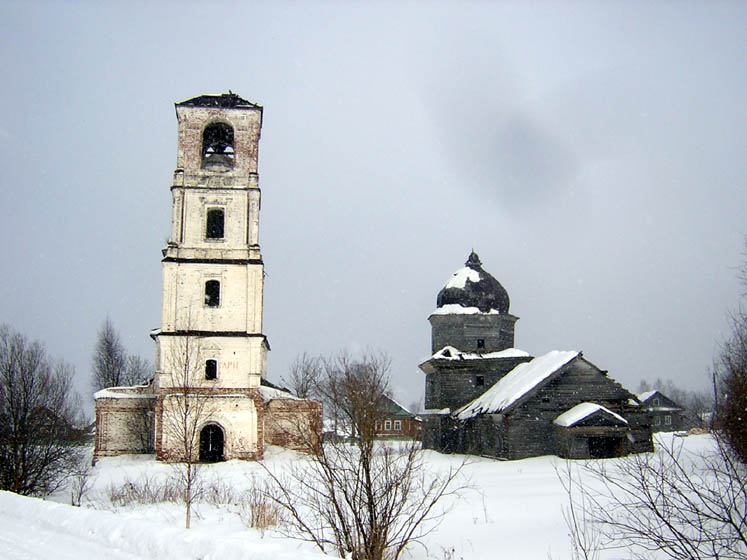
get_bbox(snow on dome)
[445,267,481,289]
[456,350,579,420]
[436,251,510,314]
[554,402,628,427]
[430,304,502,316]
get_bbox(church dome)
[436,251,510,314]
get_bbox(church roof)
[436,251,510,314]
[419,346,530,374]
[176,92,262,109]
[554,402,628,427]
[455,350,580,420]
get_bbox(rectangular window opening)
[476,375,485,386]
[476,338,485,349]
[394,420,401,431]
[206,208,225,239]
[384,420,392,431]
[205,359,217,380]
[205,280,220,307]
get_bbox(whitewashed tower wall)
[154,94,268,460]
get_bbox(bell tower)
[95,93,321,463]
[154,92,268,393]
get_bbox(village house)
[637,390,698,432]
[375,395,421,440]
[94,93,321,462]
[420,252,653,460]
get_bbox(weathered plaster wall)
[264,399,322,453]
[94,387,156,459]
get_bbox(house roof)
[455,350,580,420]
[379,395,415,418]
[637,390,683,410]
[554,402,628,427]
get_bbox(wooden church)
[420,252,653,460]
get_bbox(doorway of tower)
[199,424,224,462]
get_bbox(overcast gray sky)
[1,1,744,412]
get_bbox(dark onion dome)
[436,251,510,314]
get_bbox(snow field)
[0,433,717,560]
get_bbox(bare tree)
[716,311,747,462]
[159,333,213,529]
[560,436,747,559]
[124,354,154,386]
[281,352,322,398]
[261,350,468,560]
[91,318,127,391]
[0,325,85,496]
[91,318,153,392]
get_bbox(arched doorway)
[199,424,224,462]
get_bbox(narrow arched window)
[202,123,234,169]
[206,209,224,239]
[205,359,217,380]
[205,280,220,307]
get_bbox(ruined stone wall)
[264,399,322,453]
[94,387,156,460]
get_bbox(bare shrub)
[107,475,181,507]
[261,350,469,560]
[561,436,747,560]
[69,459,95,507]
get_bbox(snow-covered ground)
[0,433,717,560]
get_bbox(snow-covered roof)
[430,304,502,316]
[259,385,301,402]
[638,390,658,402]
[455,350,579,420]
[422,408,451,415]
[93,387,156,400]
[553,402,628,427]
[426,345,530,362]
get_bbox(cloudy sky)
[1,1,744,412]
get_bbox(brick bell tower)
[153,93,269,461]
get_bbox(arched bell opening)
[199,423,225,462]
[201,122,235,169]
